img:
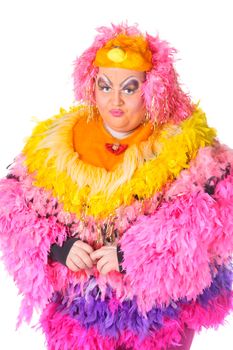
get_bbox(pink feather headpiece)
[73,23,194,124]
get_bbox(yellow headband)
[93,34,153,72]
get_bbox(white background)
[0,0,232,349]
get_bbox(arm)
[117,169,233,312]
[50,237,80,265]
[0,172,87,326]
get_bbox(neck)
[104,124,136,139]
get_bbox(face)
[95,67,146,132]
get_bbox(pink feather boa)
[0,160,90,325]
[0,143,232,327]
[118,146,233,312]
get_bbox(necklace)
[103,124,134,155]
[105,143,128,155]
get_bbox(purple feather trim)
[51,263,232,339]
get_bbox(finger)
[66,256,80,272]
[70,255,86,270]
[90,250,100,260]
[96,255,109,272]
[77,250,93,269]
[96,246,116,250]
[74,240,94,254]
[91,250,104,261]
[70,246,94,268]
[100,262,115,275]
[91,247,112,260]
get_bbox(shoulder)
[22,105,90,154]
[166,141,233,199]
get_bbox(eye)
[97,77,112,93]
[99,85,111,93]
[100,86,111,92]
[121,80,139,95]
[122,87,135,95]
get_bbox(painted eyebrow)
[121,79,140,89]
[97,75,113,87]
[97,75,143,87]
[120,77,141,87]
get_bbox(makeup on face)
[95,67,146,132]
[120,78,140,95]
[97,76,112,90]
[109,109,124,117]
[97,76,142,95]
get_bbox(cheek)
[95,91,108,110]
[128,95,146,114]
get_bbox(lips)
[110,109,124,117]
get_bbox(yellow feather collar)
[23,106,216,218]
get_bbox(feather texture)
[0,105,232,349]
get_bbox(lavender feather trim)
[51,263,232,339]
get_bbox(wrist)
[50,237,80,266]
[116,244,126,274]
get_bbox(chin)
[107,119,126,129]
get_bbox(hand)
[66,240,94,272]
[90,246,120,275]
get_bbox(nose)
[112,90,124,106]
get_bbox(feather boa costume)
[0,23,233,350]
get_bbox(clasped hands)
[66,240,120,275]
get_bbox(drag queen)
[0,23,233,350]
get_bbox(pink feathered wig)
[73,22,194,124]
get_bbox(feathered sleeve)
[0,157,87,327]
[118,143,233,316]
